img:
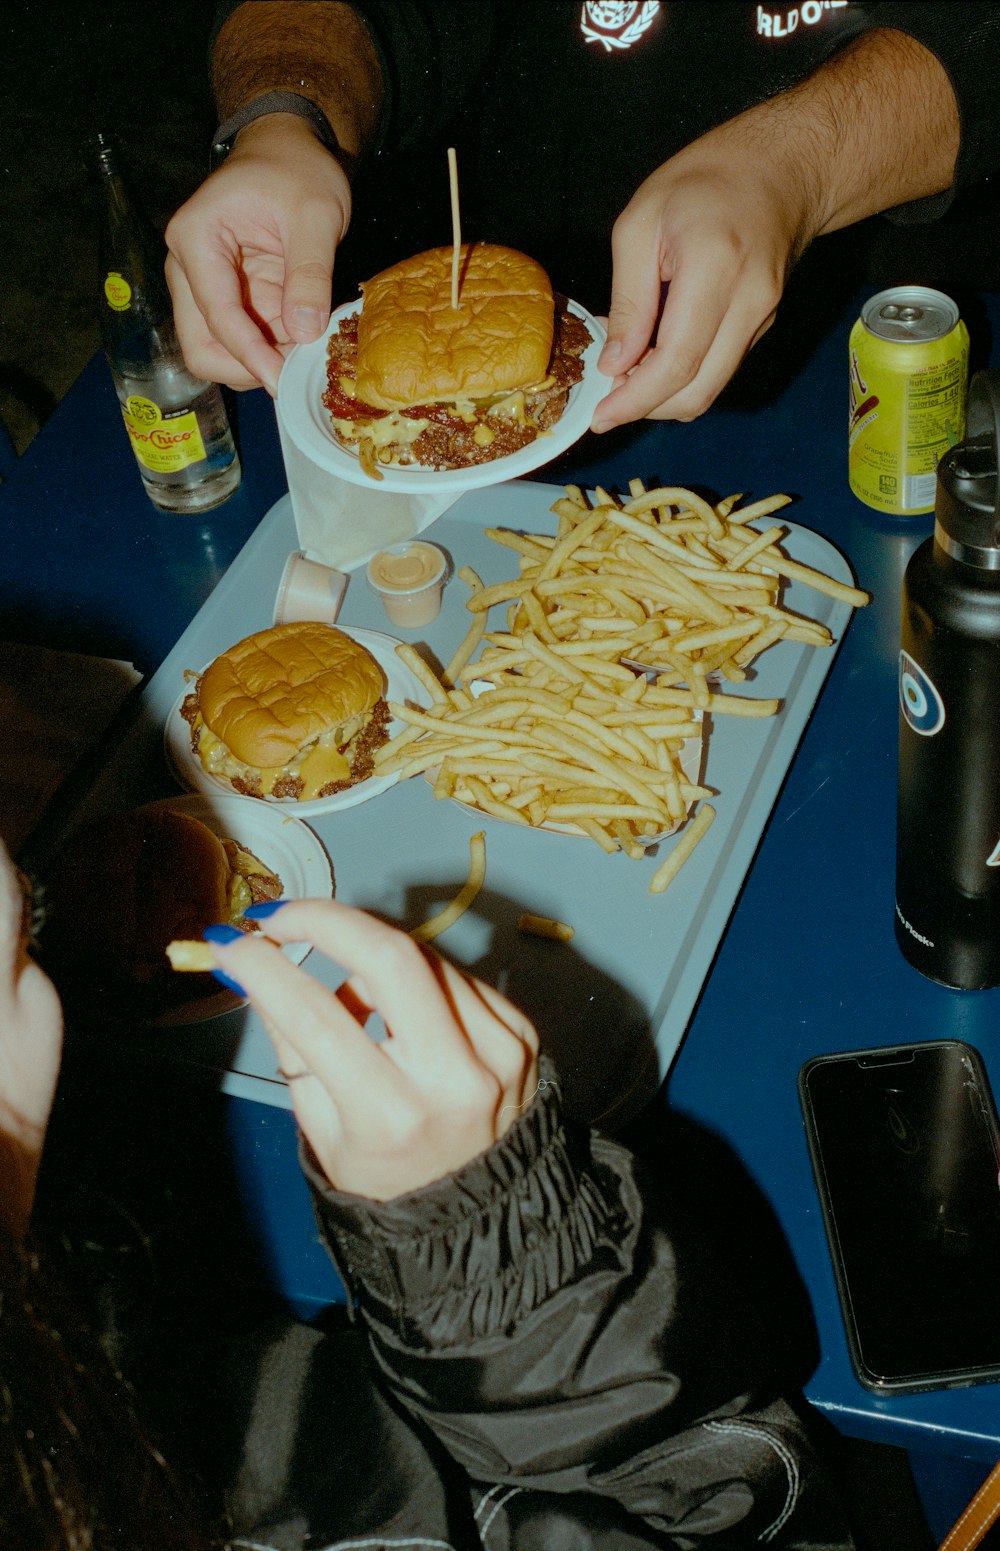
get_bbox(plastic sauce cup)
[366,541,447,627]
[273,551,348,626]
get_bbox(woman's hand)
[203,900,539,1200]
[0,843,63,1238]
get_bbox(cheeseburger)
[181,622,389,801]
[38,803,283,1021]
[323,243,591,476]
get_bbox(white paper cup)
[366,541,447,627]
[273,551,348,626]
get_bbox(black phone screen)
[800,1041,1000,1391]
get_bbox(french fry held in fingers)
[169,830,486,996]
[166,939,215,972]
[376,481,869,892]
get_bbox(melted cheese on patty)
[192,710,369,798]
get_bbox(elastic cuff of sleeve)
[303,1056,631,1340]
[210,90,343,170]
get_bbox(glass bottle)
[87,133,241,513]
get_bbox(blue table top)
[5,297,1000,1461]
[0,356,287,676]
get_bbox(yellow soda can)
[849,286,969,516]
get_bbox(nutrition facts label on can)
[903,361,967,507]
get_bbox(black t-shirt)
[210,1,1000,305]
[340,0,1000,306]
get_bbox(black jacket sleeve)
[304,1063,853,1548]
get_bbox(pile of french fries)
[375,480,869,894]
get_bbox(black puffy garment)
[224,1061,854,1550]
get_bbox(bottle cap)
[83,131,121,174]
[935,371,1000,568]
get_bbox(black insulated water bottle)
[896,370,1000,988]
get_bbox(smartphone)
[799,1040,1000,1393]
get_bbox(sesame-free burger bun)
[200,622,384,767]
[355,243,555,411]
[39,804,281,1019]
[183,623,390,801]
[323,243,591,475]
[49,806,232,981]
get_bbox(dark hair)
[0,1225,213,1551]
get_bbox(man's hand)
[0,845,63,1239]
[592,28,960,430]
[165,115,351,393]
[202,900,540,1201]
[593,133,804,428]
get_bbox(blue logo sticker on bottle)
[899,650,945,736]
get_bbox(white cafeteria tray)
[64,481,857,1128]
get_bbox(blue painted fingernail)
[201,923,248,997]
[243,900,287,921]
[211,967,248,996]
[203,923,245,945]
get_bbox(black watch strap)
[210,90,342,169]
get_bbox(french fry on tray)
[519,912,575,942]
[411,830,487,942]
[376,481,869,893]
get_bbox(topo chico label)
[104,270,132,311]
[122,394,207,473]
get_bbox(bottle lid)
[935,370,1000,568]
[83,131,121,175]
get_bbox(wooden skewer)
[448,146,461,309]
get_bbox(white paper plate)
[277,296,607,494]
[144,793,333,1025]
[163,626,430,818]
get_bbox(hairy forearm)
[755,26,960,241]
[212,0,384,162]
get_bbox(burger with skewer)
[322,242,592,478]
